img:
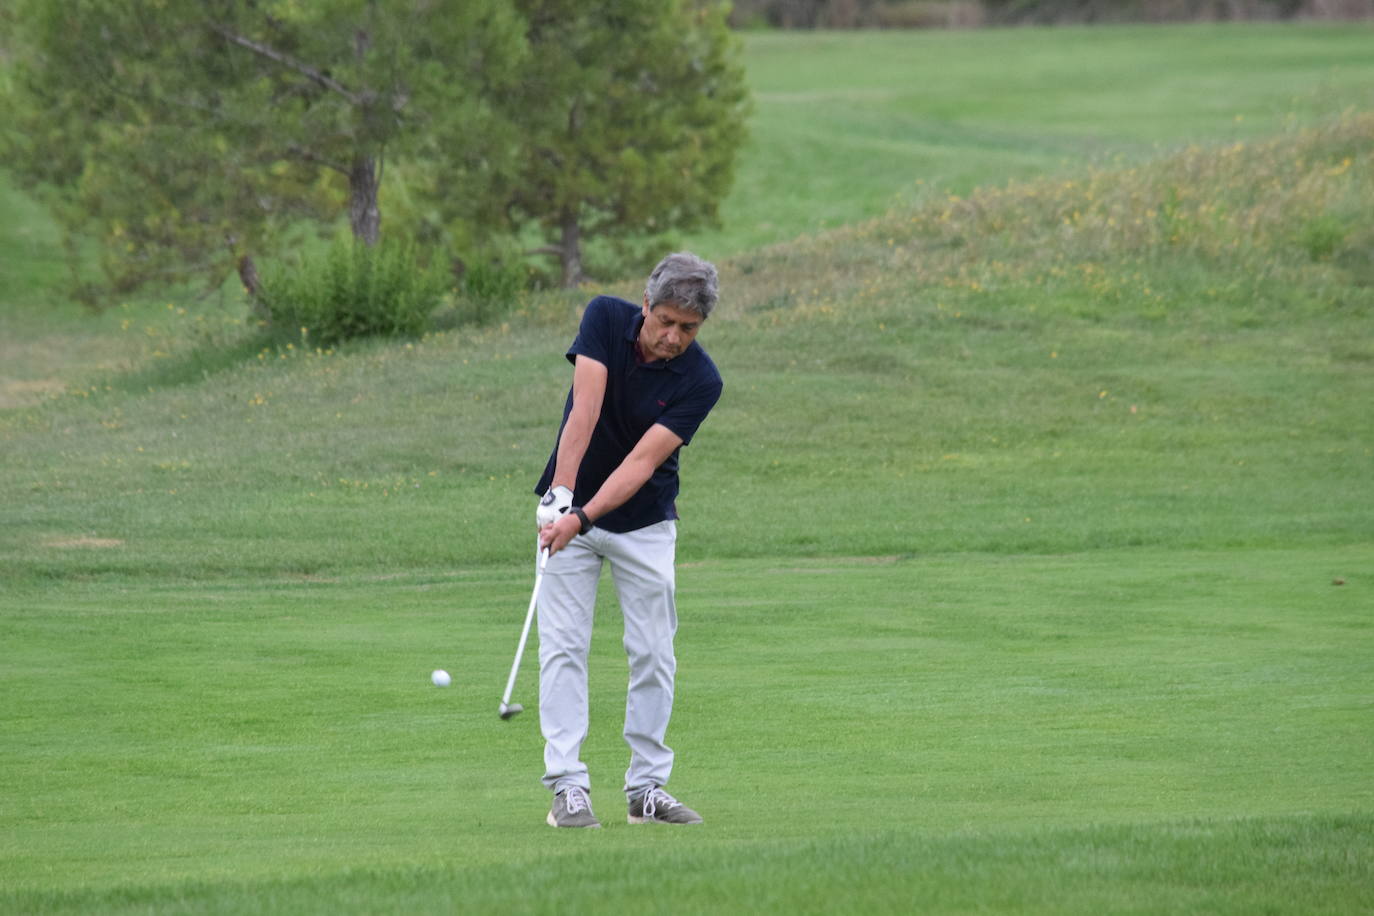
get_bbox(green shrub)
[464,259,523,305]
[262,237,446,345]
[1298,213,1349,262]
[451,258,527,326]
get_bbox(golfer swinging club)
[534,252,723,828]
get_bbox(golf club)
[498,546,549,720]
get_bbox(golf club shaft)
[500,546,549,708]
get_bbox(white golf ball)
[431,669,451,688]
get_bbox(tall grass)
[726,111,1374,312]
[260,237,447,346]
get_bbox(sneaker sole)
[547,812,601,828]
[627,815,703,825]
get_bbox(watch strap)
[572,506,593,534]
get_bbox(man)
[533,252,724,829]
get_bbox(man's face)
[639,298,702,362]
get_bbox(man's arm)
[540,423,684,555]
[552,355,608,491]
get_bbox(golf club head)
[498,702,523,721]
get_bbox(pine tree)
[1,0,525,306]
[510,0,750,286]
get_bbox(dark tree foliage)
[1,0,524,306]
[508,0,750,287]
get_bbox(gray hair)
[644,252,719,320]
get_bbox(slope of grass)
[0,177,127,408]
[682,22,1374,254]
[3,112,1369,582]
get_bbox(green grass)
[2,549,1370,911]
[0,176,135,407]
[3,21,1374,915]
[6,113,1370,580]
[12,816,1373,913]
[3,547,1371,907]
[682,22,1374,255]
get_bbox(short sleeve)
[567,296,617,367]
[657,376,723,446]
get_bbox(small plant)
[453,258,527,326]
[464,259,523,306]
[261,237,446,345]
[1298,214,1349,262]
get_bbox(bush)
[1298,214,1349,262]
[443,257,528,327]
[462,261,520,303]
[262,237,446,345]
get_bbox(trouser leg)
[606,520,679,797]
[537,537,602,793]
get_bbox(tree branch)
[286,143,350,175]
[209,23,361,106]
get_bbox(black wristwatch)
[571,506,593,534]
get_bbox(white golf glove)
[537,485,573,528]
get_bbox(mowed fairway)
[3,550,1371,912]
[3,22,1374,915]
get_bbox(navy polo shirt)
[535,295,723,533]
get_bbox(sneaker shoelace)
[642,787,681,820]
[563,787,591,815]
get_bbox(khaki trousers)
[537,520,678,799]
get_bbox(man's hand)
[539,512,582,556]
[536,485,573,528]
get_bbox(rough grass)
[684,22,1374,255]
[2,115,1372,581]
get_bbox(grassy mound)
[690,23,1374,254]
[3,114,1371,582]
[709,111,1373,552]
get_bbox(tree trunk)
[349,155,381,246]
[559,210,583,288]
[237,254,271,322]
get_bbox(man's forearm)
[552,356,607,491]
[541,456,655,554]
[582,454,659,523]
[552,406,595,492]
[581,424,685,523]
[541,424,683,555]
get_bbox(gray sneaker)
[627,786,703,825]
[547,787,601,828]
